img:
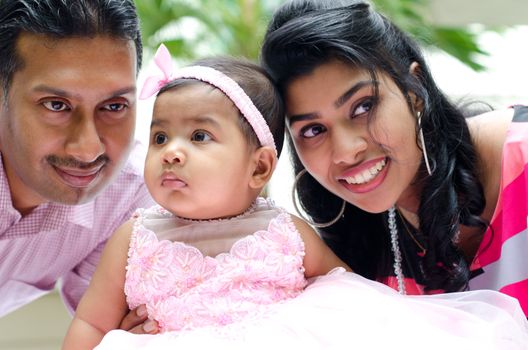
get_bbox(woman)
[261,0,527,315]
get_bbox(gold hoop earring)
[417,112,432,176]
[291,169,346,228]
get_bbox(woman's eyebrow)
[288,112,319,126]
[288,80,377,126]
[334,80,377,108]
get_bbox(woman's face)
[285,59,423,213]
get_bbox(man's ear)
[249,146,277,190]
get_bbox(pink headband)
[140,44,277,155]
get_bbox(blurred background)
[1,0,526,348]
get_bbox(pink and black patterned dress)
[381,106,528,318]
[469,105,528,315]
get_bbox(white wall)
[430,0,528,26]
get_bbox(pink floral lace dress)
[125,197,306,332]
[96,198,528,349]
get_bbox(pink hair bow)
[139,44,174,99]
[139,44,277,156]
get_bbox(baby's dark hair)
[159,57,285,157]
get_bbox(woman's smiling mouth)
[343,159,386,185]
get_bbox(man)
[0,0,155,332]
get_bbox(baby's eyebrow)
[150,118,168,128]
[188,115,222,129]
[150,115,222,129]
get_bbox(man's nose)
[65,114,105,163]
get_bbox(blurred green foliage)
[373,0,488,71]
[136,0,282,62]
[136,0,489,70]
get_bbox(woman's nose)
[330,127,368,165]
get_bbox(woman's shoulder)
[467,108,514,156]
[466,108,516,223]
[466,108,514,132]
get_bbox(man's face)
[0,33,137,211]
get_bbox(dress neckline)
[155,199,263,223]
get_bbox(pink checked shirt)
[0,141,154,317]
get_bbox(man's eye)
[301,124,326,138]
[154,133,168,145]
[43,101,69,112]
[103,103,127,112]
[191,131,212,142]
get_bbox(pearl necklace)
[388,206,406,294]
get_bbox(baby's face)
[144,83,257,219]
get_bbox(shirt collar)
[0,151,95,229]
[0,152,20,218]
[43,200,95,230]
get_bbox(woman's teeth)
[344,159,386,184]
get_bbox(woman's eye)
[42,101,69,112]
[352,98,374,117]
[191,130,212,142]
[300,124,326,138]
[154,133,168,145]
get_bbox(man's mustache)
[46,154,110,169]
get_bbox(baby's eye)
[153,132,168,145]
[191,130,212,142]
[43,100,70,112]
[300,124,326,138]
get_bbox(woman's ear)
[409,61,421,76]
[409,61,424,113]
[249,146,277,190]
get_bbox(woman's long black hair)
[261,0,487,292]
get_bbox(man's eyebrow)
[33,85,72,98]
[32,85,136,99]
[109,86,136,98]
[288,80,377,126]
